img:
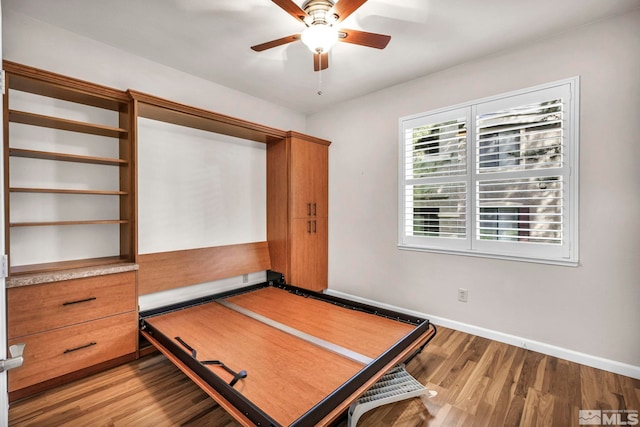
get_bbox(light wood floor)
[8,326,640,426]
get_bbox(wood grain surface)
[8,312,137,392]
[137,242,271,295]
[144,299,365,425]
[226,287,415,359]
[8,272,136,339]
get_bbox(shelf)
[9,148,128,166]
[10,219,128,227]
[4,61,130,111]
[10,187,128,196]
[130,90,287,144]
[9,256,133,277]
[9,110,128,138]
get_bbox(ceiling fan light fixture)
[301,24,339,53]
[252,0,391,73]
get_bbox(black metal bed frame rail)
[139,274,437,426]
[272,282,428,326]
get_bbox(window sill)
[397,244,579,267]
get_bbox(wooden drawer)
[8,311,137,392]
[8,271,136,339]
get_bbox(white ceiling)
[4,0,639,114]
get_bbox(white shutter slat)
[477,118,562,137]
[478,100,563,122]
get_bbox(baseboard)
[324,289,640,380]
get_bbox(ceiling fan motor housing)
[303,0,338,26]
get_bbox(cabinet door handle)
[307,220,311,234]
[62,297,97,306]
[63,342,96,354]
[313,203,317,216]
[313,220,317,233]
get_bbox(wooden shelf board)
[9,148,128,166]
[129,90,287,144]
[9,256,132,277]
[4,61,130,111]
[10,187,127,196]
[10,219,128,227]
[9,110,128,138]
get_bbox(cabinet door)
[290,218,328,291]
[290,138,328,219]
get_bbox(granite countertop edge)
[6,263,139,288]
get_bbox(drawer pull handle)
[62,297,97,306]
[64,342,96,354]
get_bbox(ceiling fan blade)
[330,0,368,24]
[313,52,329,71]
[251,34,301,52]
[338,29,391,49]
[271,0,308,23]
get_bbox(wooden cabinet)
[6,272,138,397]
[267,132,330,291]
[290,137,328,219]
[2,61,136,275]
[290,217,328,291]
[2,62,138,401]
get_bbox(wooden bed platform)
[140,278,435,426]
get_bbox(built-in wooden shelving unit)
[3,60,136,276]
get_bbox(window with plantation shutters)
[399,78,579,265]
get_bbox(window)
[399,78,579,264]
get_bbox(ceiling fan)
[251,0,391,71]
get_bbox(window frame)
[398,77,579,266]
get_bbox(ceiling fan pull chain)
[318,51,323,95]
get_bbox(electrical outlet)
[458,288,468,303]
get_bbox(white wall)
[308,10,640,373]
[137,118,266,255]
